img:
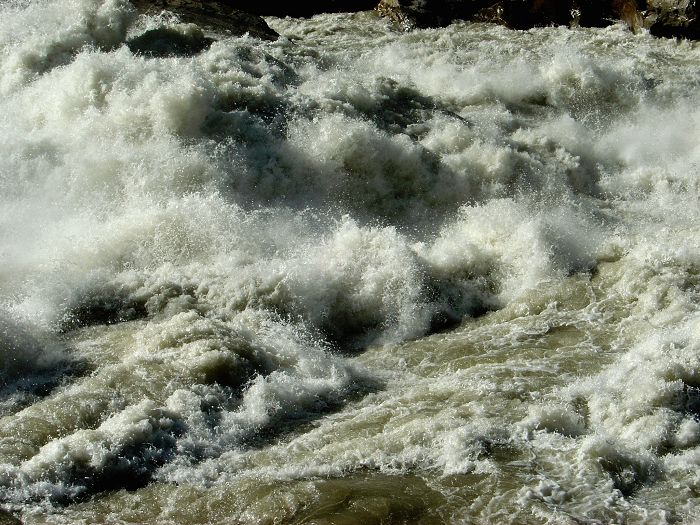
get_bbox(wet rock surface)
[645,0,700,38]
[129,0,700,40]
[374,0,699,38]
[221,0,379,17]
[130,0,279,40]
[127,27,215,56]
[376,0,496,29]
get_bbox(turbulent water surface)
[2,0,700,523]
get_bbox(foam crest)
[0,306,365,501]
[421,199,603,306]
[596,101,700,195]
[1,400,178,502]
[277,217,431,344]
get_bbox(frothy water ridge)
[2,1,700,522]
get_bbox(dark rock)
[501,0,578,29]
[578,0,697,36]
[130,0,279,40]
[375,0,585,30]
[500,0,643,30]
[375,0,498,29]
[573,0,642,30]
[127,27,214,56]
[220,0,379,17]
[471,3,508,24]
[374,0,657,34]
[134,0,378,20]
[616,0,645,31]
[644,0,700,38]
[375,0,417,29]
[132,0,700,41]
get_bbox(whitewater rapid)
[1,0,700,522]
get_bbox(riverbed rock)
[130,0,279,40]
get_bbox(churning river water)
[2,1,700,523]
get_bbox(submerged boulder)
[127,26,215,56]
[130,0,279,40]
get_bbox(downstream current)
[2,1,700,523]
